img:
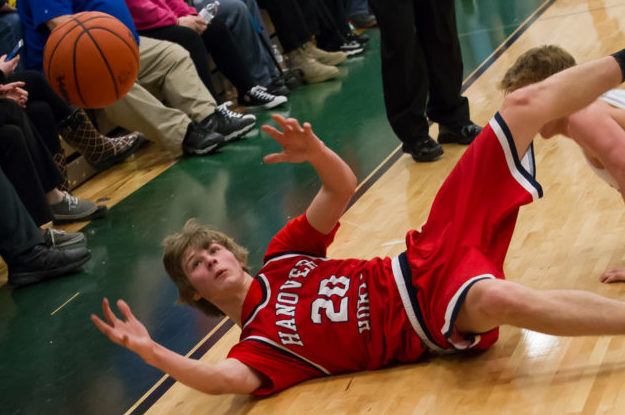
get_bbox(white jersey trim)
[391,256,445,352]
[242,335,331,375]
[264,252,331,267]
[441,274,495,350]
[242,274,271,331]
[489,115,541,201]
[599,89,625,109]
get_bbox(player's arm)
[262,114,357,234]
[500,54,623,157]
[45,15,72,30]
[91,298,262,395]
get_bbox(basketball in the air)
[43,11,139,108]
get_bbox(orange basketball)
[43,11,139,108]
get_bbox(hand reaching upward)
[261,114,325,164]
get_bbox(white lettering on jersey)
[276,303,296,316]
[356,276,371,333]
[277,292,299,304]
[288,259,317,279]
[275,260,318,346]
[276,318,298,331]
[278,331,304,346]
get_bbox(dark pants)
[9,70,71,155]
[140,21,255,97]
[301,0,350,51]
[256,0,312,53]
[368,0,470,144]
[0,99,63,226]
[0,166,43,263]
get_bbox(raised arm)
[91,298,262,395]
[500,54,623,157]
[262,114,357,234]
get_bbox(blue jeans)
[346,0,369,18]
[193,0,277,86]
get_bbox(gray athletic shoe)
[43,228,86,248]
[49,191,97,222]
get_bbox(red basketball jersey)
[228,113,543,396]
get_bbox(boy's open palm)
[262,114,323,164]
[91,298,153,357]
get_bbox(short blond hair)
[162,219,249,317]
[500,45,576,94]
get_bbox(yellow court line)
[50,292,80,316]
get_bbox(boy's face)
[182,242,247,302]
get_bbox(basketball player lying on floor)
[93,48,625,396]
[500,45,625,284]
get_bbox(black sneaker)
[346,32,369,44]
[339,40,365,57]
[201,102,256,142]
[238,86,288,112]
[8,244,91,287]
[182,122,225,155]
[402,137,444,162]
[438,122,482,145]
[266,77,291,96]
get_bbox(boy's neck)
[218,272,254,327]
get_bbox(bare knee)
[457,279,530,332]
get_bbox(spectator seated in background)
[303,0,367,57]
[18,0,257,156]
[0,165,90,287]
[192,0,292,93]
[0,53,144,179]
[125,0,287,112]
[254,0,348,84]
[0,94,106,224]
[345,0,376,29]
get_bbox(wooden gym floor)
[4,0,625,413]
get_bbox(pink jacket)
[125,0,198,31]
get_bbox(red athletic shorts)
[392,113,543,352]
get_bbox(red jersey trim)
[242,335,331,375]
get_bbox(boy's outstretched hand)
[261,114,324,164]
[91,298,154,359]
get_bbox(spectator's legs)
[0,166,44,263]
[256,0,313,53]
[195,0,274,87]
[239,0,280,77]
[24,100,69,190]
[9,70,72,122]
[137,37,216,122]
[0,101,62,226]
[138,25,218,98]
[201,20,256,96]
[99,82,191,152]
